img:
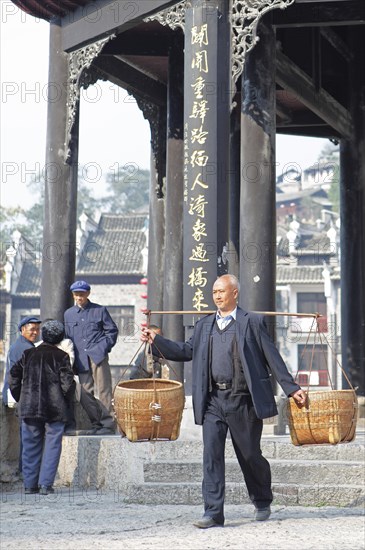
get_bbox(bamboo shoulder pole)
[143,310,323,318]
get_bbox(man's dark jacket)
[153,307,300,424]
[8,343,75,422]
[64,301,118,373]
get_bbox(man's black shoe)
[254,506,271,521]
[24,487,39,494]
[193,516,223,529]
[39,486,55,495]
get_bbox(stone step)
[136,437,365,462]
[143,459,365,485]
[123,481,365,508]
[57,432,365,507]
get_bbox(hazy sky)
[1,2,330,210]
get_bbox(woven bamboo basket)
[287,389,358,446]
[113,379,185,442]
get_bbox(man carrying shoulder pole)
[141,274,305,528]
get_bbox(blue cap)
[70,280,91,292]
[18,316,42,331]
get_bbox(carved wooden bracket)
[66,35,115,161]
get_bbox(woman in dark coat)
[9,320,75,495]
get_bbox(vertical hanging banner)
[183,0,230,325]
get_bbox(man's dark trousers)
[202,389,273,524]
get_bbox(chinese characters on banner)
[184,14,218,318]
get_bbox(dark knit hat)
[41,320,65,345]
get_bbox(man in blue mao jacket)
[142,274,306,528]
[2,316,42,407]
[64,281,118,434]
[2,316,42,473]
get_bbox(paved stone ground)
[1,486,364,550]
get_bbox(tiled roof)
[99,214,147,232]
[14,261,333,296]
[330,267,341,281]
[277,235,334,256]
[77,214,147,275]
[304,160,339,172]
[276,187,326,205]
[13,214,148,296]
[16,261,42,297]
[277,265,325,284]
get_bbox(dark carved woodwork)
[273,0,365,27]
[276,50,353,138]
[92,55,167,106]
[134,97,167,199]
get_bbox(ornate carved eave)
[145,0,296,86]
[66,35,115,162]
[144,0,189,31]
[231,0,296,84]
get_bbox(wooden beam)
[62,0,179,52]
[101,31,172,56]
[91,55,167,106]
[275,111,340,141]
[320,27,353,62]
[273,0,365,28]
[277,126,341,139]
[277,110,329,128]
[276,99,292,123]
[276,50,353,138]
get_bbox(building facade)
[0,213,149,388]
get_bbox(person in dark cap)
[8,320,75,495]
[17,316,42,331]
[2,316,42,407]
[64,281,118,435]
[69,280,91,293]
[2,316,42,476]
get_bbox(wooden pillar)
[228,101,241,278]
[163,35,185,381]
[239,21,276,319]
[147,150,165,331]
[40,20,78,321]
[340,27,365,395]
[134,96,167,329]
[183,0,231,322]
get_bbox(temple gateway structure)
[10,0,364,395]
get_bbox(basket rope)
[295,316,317,392]
[315,323,357,442]
[112,340,144,397]
[115,312,168,440]
[295,315,355,393]
[289,316,357,445]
